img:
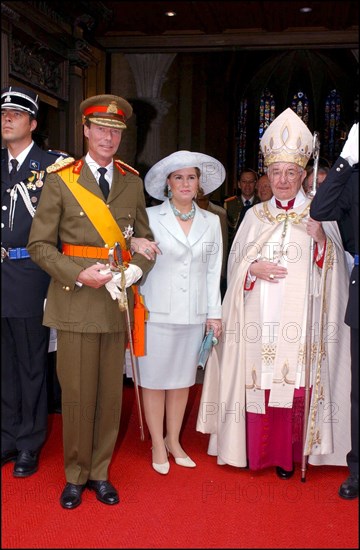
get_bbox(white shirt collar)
[8,141,34,172]
[241,195,254,205]
[85,152,114,184]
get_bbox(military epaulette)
[46,156,75,173]
[115,159,139,176]
[224,195,237,202]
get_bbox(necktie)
[9,159,19,181]
[275,198,295,211]
[244,199,251,207]
[98,167,109,200]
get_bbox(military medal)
[26,171,37,190]
[35,170,45,188]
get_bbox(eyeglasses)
[269,168,301,182]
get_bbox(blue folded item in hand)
[197,329,218,369]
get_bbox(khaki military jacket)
[27,158,154,333]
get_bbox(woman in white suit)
[134,151,224,474]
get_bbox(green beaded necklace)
[170,200,196,221]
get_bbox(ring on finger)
[145,248,151,254]
[269,273,275,280]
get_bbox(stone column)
[125,53,176,167]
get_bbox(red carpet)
[1,384,358,549]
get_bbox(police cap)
[1,86,39,118]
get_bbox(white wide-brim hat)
[145,150,226,201]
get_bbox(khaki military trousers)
[56,330,126,484]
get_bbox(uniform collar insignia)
[30,159,40,170]
[73,159,84,174]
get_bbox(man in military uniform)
[224,167,260,248]
[1,85,63,476]
[28,94,155,509]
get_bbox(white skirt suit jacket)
[140,199,223,325]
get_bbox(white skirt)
[136,322,204,389]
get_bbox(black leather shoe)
[87,480,120,505]
[13,450,39,477]
[338,475,359,500]
[60,483,86,510]
[1,449,18,467]
[276,466,295,479]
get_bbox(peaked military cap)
[80,94,133,129]
[1,86,39,117]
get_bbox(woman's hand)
[206,318,222,339]
[131,237,162,260]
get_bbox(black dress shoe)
[275,466,295,479]
[60,483,86,510]
[338,475,359,500]
[13,450,39,477]
[1,449,18,467]
[87,480,120,505]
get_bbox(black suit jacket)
[310,156,359,329]
[1,144,60,317]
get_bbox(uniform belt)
[62,243,131,262]
[1,247,30,260]
[354,254,359,266]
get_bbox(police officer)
[310,123,359,499]
[1,86,63,476]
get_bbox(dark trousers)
[1,317,48,452]
[347,327,359,476]
[47,351,62,413]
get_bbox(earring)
[167,185,173,199]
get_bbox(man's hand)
[306,218,326,247]
[77,263,112,288]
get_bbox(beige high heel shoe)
[152,461,170,475]
[164,439,196,468]
[151,446,170,475]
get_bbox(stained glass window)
[258,89,275,174]
[291,91,309,125]
[236,99,248,175]
[323,89,342,164]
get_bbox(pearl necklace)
[170,200,196,221]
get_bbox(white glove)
[99,267,124,301]
[101,265,143,300]
[341,122,359,166]
[123,264,143,287]
[104,277,122,301]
